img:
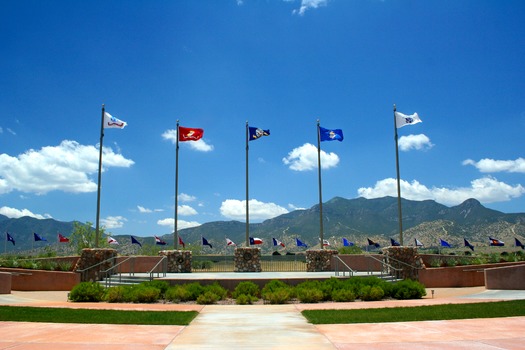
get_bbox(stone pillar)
[74,248,117,282]
[306,249,338,272]
[234,247,261,272]
[159,250,192,273]
[382,246,422,279]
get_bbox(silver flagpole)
[245,121,250,247]
[95,104,105,248]
[317,120,324,250]
[393,104,404,246]
[174,120,180,249]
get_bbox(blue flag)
[296,238,308,248]
[248,126,270,141]
[131,236,142,247]
[515,237,525,249]
[202,237,213,248]
[6,232,15,246]
[342,237,354,247]
[440,239,451,248]
[390,238,401,247]
[319,126,343,142]
[367,238,380,248]
[34,232,46,241]
[464,238,474,251]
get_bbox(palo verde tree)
[70,221,108,254]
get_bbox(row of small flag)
[438,237,525,251]
[5,232,70,245]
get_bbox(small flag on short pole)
[131,236,142,247]
[296,238,308,248]
[464,238,474,251]
[155,236,167,245]
[202,237,212,248]
[367,238,380,248]
[390,238,401,247]
[515,237,525,249]
[226,238,236,246]
[58,233,70,243]
[272,238,285,248]
[489,237,504,246]
[34,233,47,242]
[440,239,452,248]
[107,236,119,245]
[6,232,15,246]
[342,238,354,247]
[415,238,424,247]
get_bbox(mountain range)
[2,196,525,254]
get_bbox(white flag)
[395,111,422,128]
[104,112,127,129]
[107,236,119,245]
[226,238,236,246]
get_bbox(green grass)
[302,300,525,324]
[0,306,198,325]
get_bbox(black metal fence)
[191,254,307,272]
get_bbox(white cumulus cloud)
[178,204,198,216]
[0,206,51,219]
[463,158,525,173]
[292,0,328,16]
[101,215,127,229]
[398,134,434,151]
[357,176,525,206]
[220,199,288,221]
[157,218,201,230]
[282,143,339,171]
[162,129,214,152]
[0,140,133,195]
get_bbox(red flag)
[58,233,70,243]
[179,126,203,141]
[178,236,185,248]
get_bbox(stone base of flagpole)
[234,247,261,272]
[159,250,192,273]
[74,248,117,282]
[306,249,338,272]
[383,246,422,279]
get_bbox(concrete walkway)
[1,288,525,349]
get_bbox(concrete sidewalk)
[1,288,525,349]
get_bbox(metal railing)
[332,255,355,277]
[148,255,167,280]
[191,254,307,272]
[75,255,117,282]
[101,256,135,288]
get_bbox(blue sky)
[1,0,525,237]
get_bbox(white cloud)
[357,176,525,206]
[101,215,127,229]
[220,199,289,220]
[0,140,134,195]
[157,218,201,230]
[0,206,51,219]
[137,205,163,213]
[292,0,328,15]
[162,129,214,152]
[178,193,197,202]
[178,204,198,216]
[398,134,434,151]
[282,143,339,171]
[463,158,525,173]
[288,203,306,211]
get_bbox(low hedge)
[69,277,427,304]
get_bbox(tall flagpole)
[245,121,250,247]
[393,104,404,245]
[174,120,180,249]
[95,104,105,248]
[317,120,324,250]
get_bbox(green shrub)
[105,286,127,303]
[184,282,206,301]
[359,285,384,301]
[331,289,356,302]
[319,278,343,301]
[140,280,169,297]
[69,282,106,302]
[196,291,220,305]
[235,293,258,305]
[233,281,260,298]
[296,287,323,303]
[165,285,192,302]
[204,282,228,300]
[263,289,292,304]
[133,286,161,303]
[391,279,426,300]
